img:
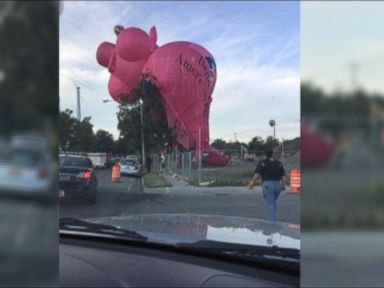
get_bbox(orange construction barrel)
[290,169,301,194]
[111,164,121,182]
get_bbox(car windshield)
[58,1,300,270]
[61,157,88,168]
[121,160,135,166]
[7,148,43,166]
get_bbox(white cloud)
[60,41,96,67]
[301,2,384,94]
[212,66,299,115]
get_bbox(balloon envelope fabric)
[96,26,230,166]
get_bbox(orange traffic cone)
[290,169,300,194]
[111,164,121,182]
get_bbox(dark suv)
[59,155,98,204]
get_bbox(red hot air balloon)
[301,121,335,167]
[96,25,230,166]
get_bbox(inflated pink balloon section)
[96,26,229,166]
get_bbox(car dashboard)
[60,237,299,287]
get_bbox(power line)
[60,72,107,97]
[60,73,115,121]
[60,72,110,99]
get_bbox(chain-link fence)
[149,144,300,186]
[302,116,384,229]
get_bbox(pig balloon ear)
[149,26,157,43]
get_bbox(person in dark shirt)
[145,155,152,173]
[247,149,286,221]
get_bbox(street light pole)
[269,119,276,142]
[281,137,285,167]
[140,101,145,167]
[76,86,81,121]
[273,125,276,141]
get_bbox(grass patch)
[302,181,384,229]
[143,173,172,188]
[353,182,384,202]
[188,166,255,187]
[302,210,384,229]
[188,178,250,187]
[208,179,251,187]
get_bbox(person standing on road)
[160,153,166,174]
[145,155,152,173]
[247,149,286,221]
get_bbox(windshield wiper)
[176,240,299,269]
[59,217,148,241]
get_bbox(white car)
[0,134,55,198]
[125,155,139,161]
[119,159,141,176]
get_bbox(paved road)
[60,169,300,224]
[0,196,57,286]
[301,231,384,287]
[302,167,384,226]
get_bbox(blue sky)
[302,2,384,94]
[60,1,300,142]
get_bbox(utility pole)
[240,143,243,176]
[281,137,285,167]
[348,62,359,92]
[234,132,237,142]
[76,86,81,121]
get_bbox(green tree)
[113,137,132,156]
[71,116,96,152]
[117,80,174,155]
[59,109,78,150]
[248,136,264,152]
[302,81,378,137]
[59,109,97,152]
[211,138,227,150]
[263,136,280,150]
[211,138,250,151]
[95,129,114,152]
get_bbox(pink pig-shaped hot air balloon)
[96,25,229,166]
[96,26,158,103]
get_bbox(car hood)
[86,214,300,250]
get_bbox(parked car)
[59,155,98,204]
[125,155,139,161]
[119,159,141,176]
[0,134,55,200]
